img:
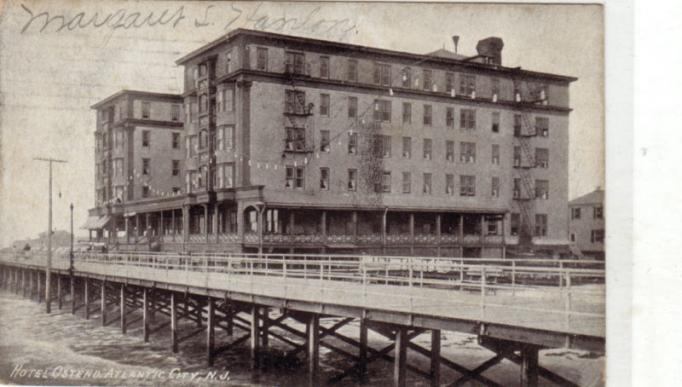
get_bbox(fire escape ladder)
[514,111,537,246]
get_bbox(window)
[375,171,391,193]
[536,117,549,137]
[460,109,476,130]
[445,72,455,93]
[513,114,523,137]
[348,132,358,154]
[373,135,391,158]
[570,233,576,242]
[320,130,330,152]
[199,130,208,149]
[320,168,330,190]
[402,137,412,158]
[285,127,306,151]
[187,135,198,157]
[491,177,500,197]
[511,213,520,236]
[319,56,329,78]
[171,104,180,121]
[142,185,150,198]
[594,206,603,219]
[460,175,475,196]
[446,174,455,195]
[446,141,455,162]
[513,146,522,167]
[172,132,180,149]
[199,63,207,77]
[285,51,306,74]
[285,90,308,115]
[423,138,432,160]
[113,159,123,177]
[492,144,500,165]
[513,178,522,199]
[571,208,582,219]
[320,94,330,116]
[459,74,476,97]
[220,88,234,113]
[591,229,605,243]
[172,160,180,176]
[491,112,500,133]
[446,107,455,128]
[199,95,208,113]
[402,102,412,123]
[422,173,432,194]
[348,97,358,118]
[423,69,433,90]
[374,63,391,86]
[487,218,499,235]
[142,102,151,119]
[285,166,305,188]
[535,148,549,168]
[142,158,150,175]
[347,59,358,81]
[460,142,476,163]
[402,172,411,193]
[535,179,549,199]
[423,104,432,126]
[142,130,150,147]
[217,125,234,151]
[374,99,391,122]
[216,163,234,188]
[225,50,233,73]
[492,78,500,96]
[256,47,268,71]
[535,214,548,237]
[348,169,357,191]
[401,68,412,88]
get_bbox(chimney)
[451,35,460,54]
[476,37,504,65]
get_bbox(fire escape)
[196,58,217,197]
[282,54,315,157]
[513,113,537,247]
[512,79,547,248]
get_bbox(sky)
[0,1,603,247]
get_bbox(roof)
[569,189,604,206]
[425,48,468,61]
[91,90,182,109]
[175,28,577,83]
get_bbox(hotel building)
[85,29,576,258]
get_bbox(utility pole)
[34,157,67,314]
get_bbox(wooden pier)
[0,252,604,386]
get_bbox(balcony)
[283,139,313,153]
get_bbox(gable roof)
[569,189,604,206]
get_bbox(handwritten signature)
[19,3,358,40]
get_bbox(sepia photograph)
[0,1,605,386]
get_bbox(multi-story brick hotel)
[84,29,576,258]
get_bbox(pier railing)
[0,251,605,336]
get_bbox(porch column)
[182,205,190,245]
[171,210,176,242]
[480,215,486,244]
[257,206,265,255]
[159,211,164,238]
[204,205,209,243]
[381,209,388,254]
[501,214,507,258]
[145,213,150,236]
[352,211,358,239]
[213,204,219,243]
[125,217,130,244]
[436,214,442,257]
[288,211,295,235]
[458,215,464,257]
[320,211,327,252]
[409,213,415,255]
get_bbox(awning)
[81,215,111,230]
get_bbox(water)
[0,290,604,386]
